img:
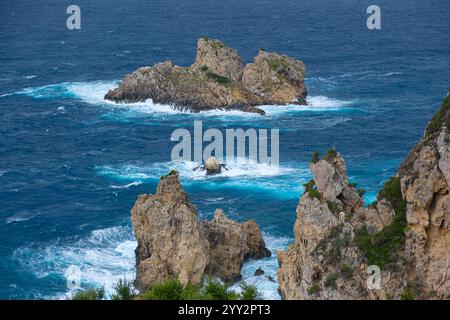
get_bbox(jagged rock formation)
[131,171,270,291]
[105,38,307,115]
[278,95,450,300]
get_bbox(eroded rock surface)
[278,95,450,300]
[131,171,270,291]
[105,38,307,115]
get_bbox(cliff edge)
[278,95,450,299]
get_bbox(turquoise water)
[0,0,449,299]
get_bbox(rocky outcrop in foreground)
[105,38,307,115]
[278,95,450,300]
[131,171,270,291]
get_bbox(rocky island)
[105,38,307,115]
[131,170,270,291]
[278,95,450,299]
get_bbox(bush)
[72,287,105,300]
[206,72,231,85]
[307,285,320,295]
[357,189,366,197]
[323,148,337,161]
[200,65,209,72]
[349,182,358,188]
[324,274,338,289]
[161,169,178,179]
[400,287,414,300]
[311,152,320,164]
[265,57,288,72]
[340,265,353,280]
[327,200,341,215]
[355,177,406,267]
[304,180,322,201]
[203,279,239,300]
[141,278,185,300]
[240,282,260,300]
[111,278,136,300]
[425,95,450,137]
[140,278,257,300]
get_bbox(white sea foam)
[110,181,143,189]
[5,211,40,224]
[13,223,290,300]
[23,75,37,79]
[9,80,355,117]
[96,160,309,197]
[12,226,137,299]
[230,233,292,300]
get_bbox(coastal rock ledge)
[131,170,270,291]
[105,38,307,115]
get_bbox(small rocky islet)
[105,38,308,115]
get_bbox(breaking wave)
[8,81,356,117]
[96,160,310,199]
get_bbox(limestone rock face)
[398,97,450,299]
[277,153,368,300]
[278,95,450,300]
[105,38,307,115]
[131,171,270,291]
[242,50,307,105]
[194,38,244,82]
[310,153,348,203]
[131,172,209,291]
[202,209,270,281]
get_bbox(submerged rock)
[131,170,270,291]
[105,38,307,115]
[277,95,450,300]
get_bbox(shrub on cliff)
[425,94,450,138]
[140,278,260,300]
[355,177,406,267]
[71,287,105,300]
[111,278,136,300]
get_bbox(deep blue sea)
[0,0,449,299]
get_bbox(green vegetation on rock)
[307,284,320,295]
[265,56,289,72]
[303,179,322,201]
[355,177,407,268]
[311,151,320,164]
[161,169,178,179]
[400,287,414,300]
[323,148,338,161]
[141,278,260,300]
[111,278,136,300]
[425,95,450,137]
[72,287,105,300]
[327,200,341,215]
[324,274,338,289]
[206,72,231,86]
[340,264,353,280]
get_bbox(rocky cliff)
[105,38,307,115]
[131,170,270,291]
[278,95,450,300]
